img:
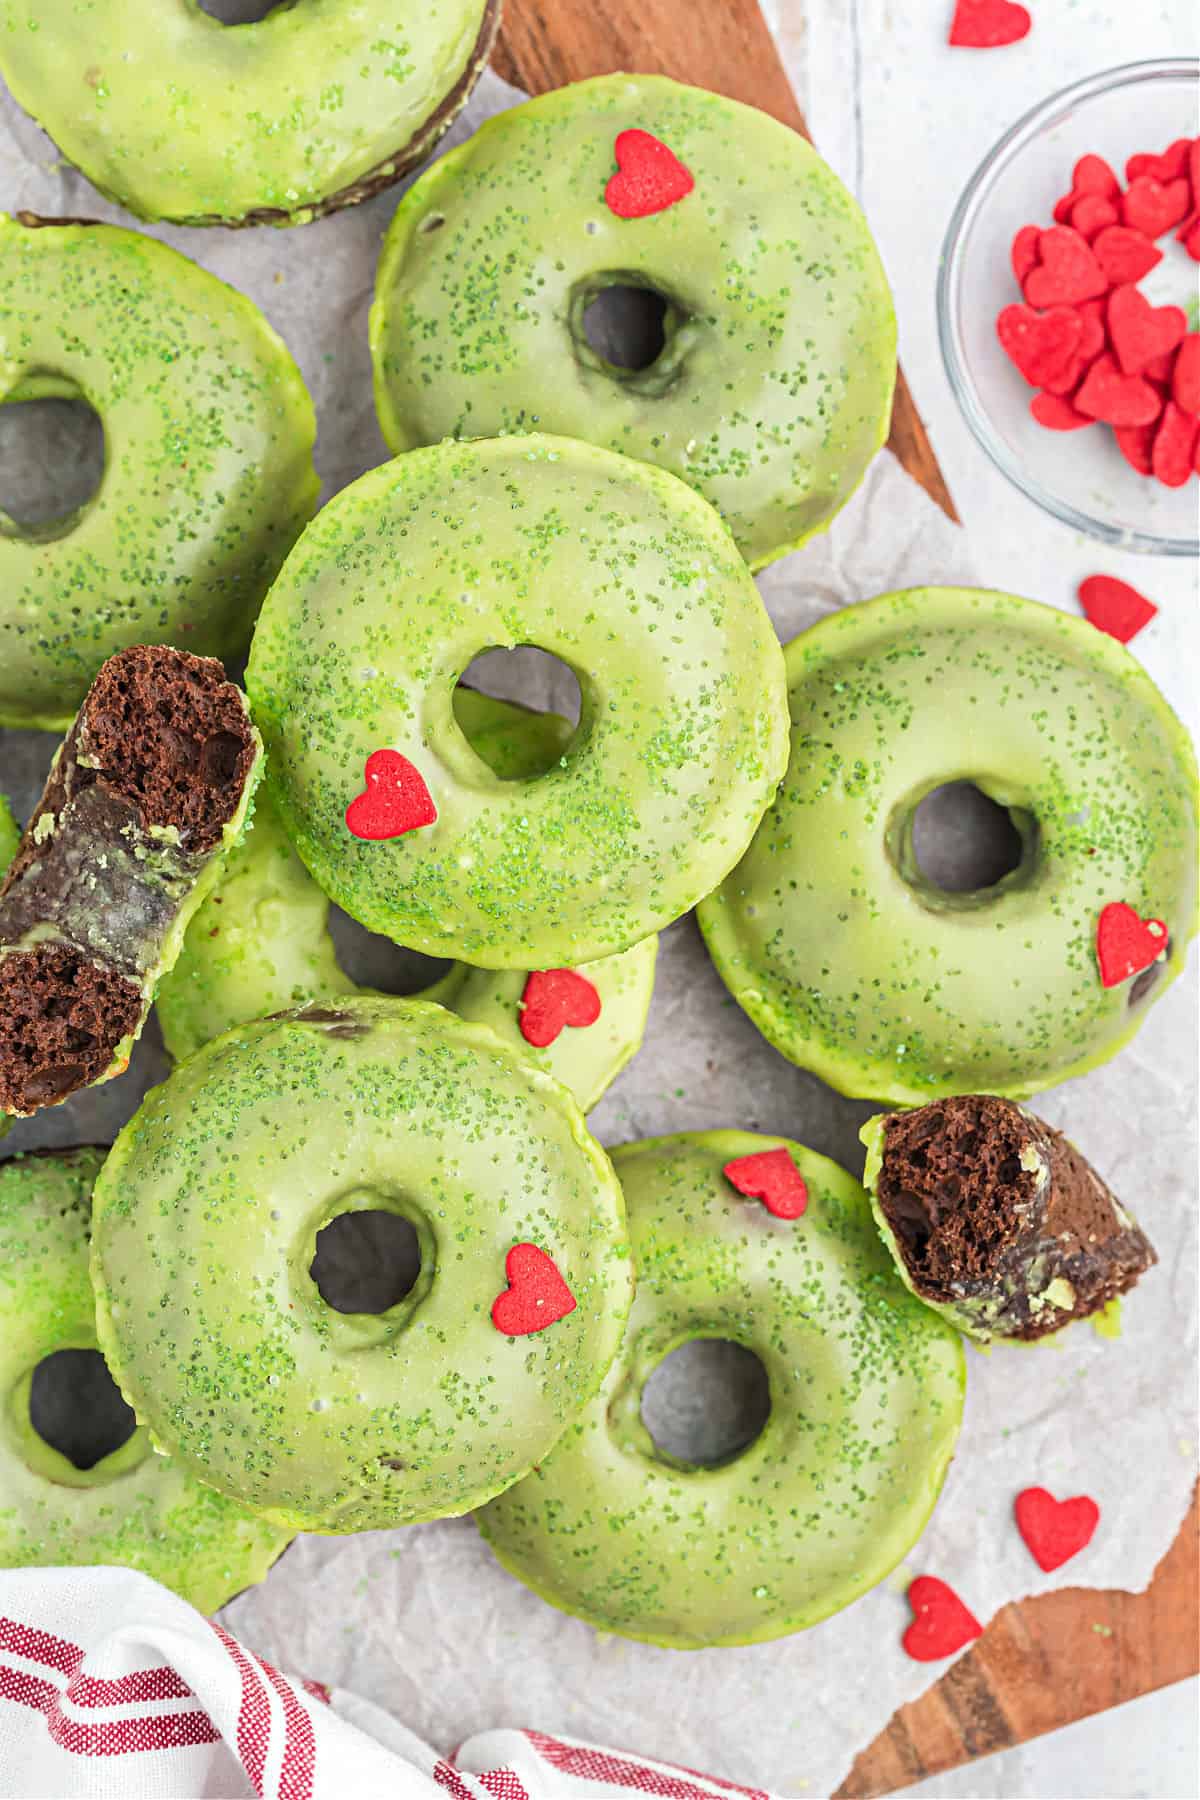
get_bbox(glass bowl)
[938,59,1199,557]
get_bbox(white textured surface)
[1,11,1198,1799]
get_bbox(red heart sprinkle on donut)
[1023,228,1108,309]
[1107,284,1187,376]
[948,0,1031,48]
[1095,902,1168,988]
[605,130,694,219]
[1122,176,1191,239]
[903,1577,983,1662]
[1075,354,1162,428]
[518,968,602,1048]
[1015,1486,1100,1572]
[345,750,436,840]
[723,1147,809,1220]
[1152,402,1200,488]
[1078,575,1157,644]
[1010,224,1042,284]
[1126,139,1192,184]
[1031,392,1094,430]
[1092,226,1163,288]
[491,1243,577,1336]
[996,304,1084,388]
[1173,334,1200,415]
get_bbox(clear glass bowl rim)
[937,56,1200,559]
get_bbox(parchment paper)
[1,70,1196,1799]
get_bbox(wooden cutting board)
[493,3,1199,1791]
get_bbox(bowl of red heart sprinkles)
[939,59,1198,556]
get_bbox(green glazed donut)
[477,1131,965,1648]
[0,1149,290,1612]
[371,74,897,569]
[0,3,500,226]
[0,217,319,729]
[157,691,658,1111]
[91,997,635,1533]
[246,434,789,968]
[698,588,1199,1105]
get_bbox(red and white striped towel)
[0,1568,775,1799]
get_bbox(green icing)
[157,693,657,1112]
[0,2,494,225]
[246,434,789,968]
[371,74,897,570]
[477,1130,965,1649]
[0,217,319,728]
[0,793,17,876]
[0,1149,289,1612]
[699,588,1199,1105]
[91,997,635,1533]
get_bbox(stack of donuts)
[0,23,1196,1654]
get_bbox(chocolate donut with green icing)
[0,645,262,1117]
[91,997,635,1533]
[861,1096,1156,1343]
[477,1131,965,1648]
[246,434,789,968]
[0,216,318,728]
[0,1149,290,1611]
[157,691,657,1111]
[0,3,500,226]
[699,588,1199,1105]
[371,74,896,568]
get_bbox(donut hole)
[195,0,282,22]
[581,284,669,372]
[0,390,105,539]
[310,1211,423,1315]
[906,782,1033,895]
[28,1349,136,1472]
[327,907,452,995]
[640,1339,771,1469]
[455,647,583,779]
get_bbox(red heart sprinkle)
[948,0,1031,47]
[1095,901,1168,988]
[903,1577,983,1662]
[1075,354,1162,428]
[1141,348,1178,388]
[344,750,437,841]
[1015,1486,1100,1573]
[1069,194,1119,241]
[1182,217,1200,262]
[1092,225,1163,287]
[1122,175,1191,239]
[1107,284,1187,376]
[1078,575,1158,644]
[1011,224,1042,284]
[723,1147,809,1220]
[997,303,1084,388]
[1173,334,1200,414]
[605,129,694,219]
[1072,153,1122,199]
[518,968,602,1048]
[1023,228,1108,309]
[1126,138,1192,185]
[1152,402,1200,488]
[1114,421,1156,476]
[1031,392,1094,431]
[491,1243,577,1337]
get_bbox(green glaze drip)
[477,1130,965,1649]
[0,2,494,226]
[699,588,1199,1104]
[157,693,657,1112]
[245,434,789,969]
[91,997,635,1533]
[0,1150,289,1611]
[371,74,897,570]
[0,217,318,727]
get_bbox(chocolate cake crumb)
[875,1095,1156,1340]
[0,944,141,1114]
